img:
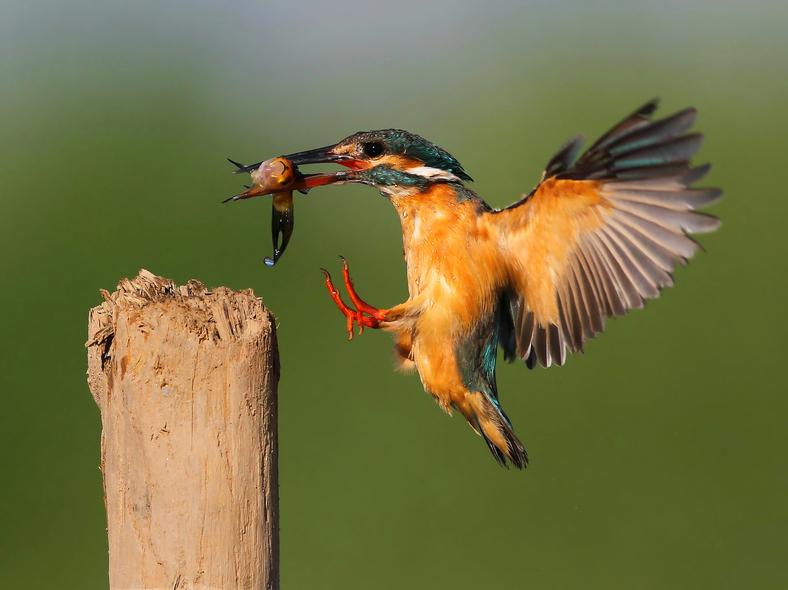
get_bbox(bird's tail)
[467,391,528,469]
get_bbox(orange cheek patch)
[377,155,424,170]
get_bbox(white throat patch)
[406,166,462,182]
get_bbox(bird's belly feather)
[385,193,506,410]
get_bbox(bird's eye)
[362,142,385,158]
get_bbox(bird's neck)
[388,183,487,294]
[390,183,468,240]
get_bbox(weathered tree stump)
[86,269,279,590]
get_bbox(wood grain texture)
[86,269,279,590]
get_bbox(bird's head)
[231,129,472,199]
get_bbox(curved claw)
[340,257,387,320]
[321,268,355,339]
[320,262,384,339]
[336,256,367,333]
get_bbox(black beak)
[230,144,355,175]
[285,145,357,166]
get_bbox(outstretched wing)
[490,100,722,368]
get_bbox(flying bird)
[230,100,721,468]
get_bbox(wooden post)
[86,269,279,590]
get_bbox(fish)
[226,156,300,266]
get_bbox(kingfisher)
[229,100,721,468]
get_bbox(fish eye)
[362,141,385,158]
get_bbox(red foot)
[320,257,387,339]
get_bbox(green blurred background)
[1,0,786,588]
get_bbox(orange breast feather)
[392,184,507,332]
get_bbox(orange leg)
[340,257,388,321]
[321,257,387,339]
